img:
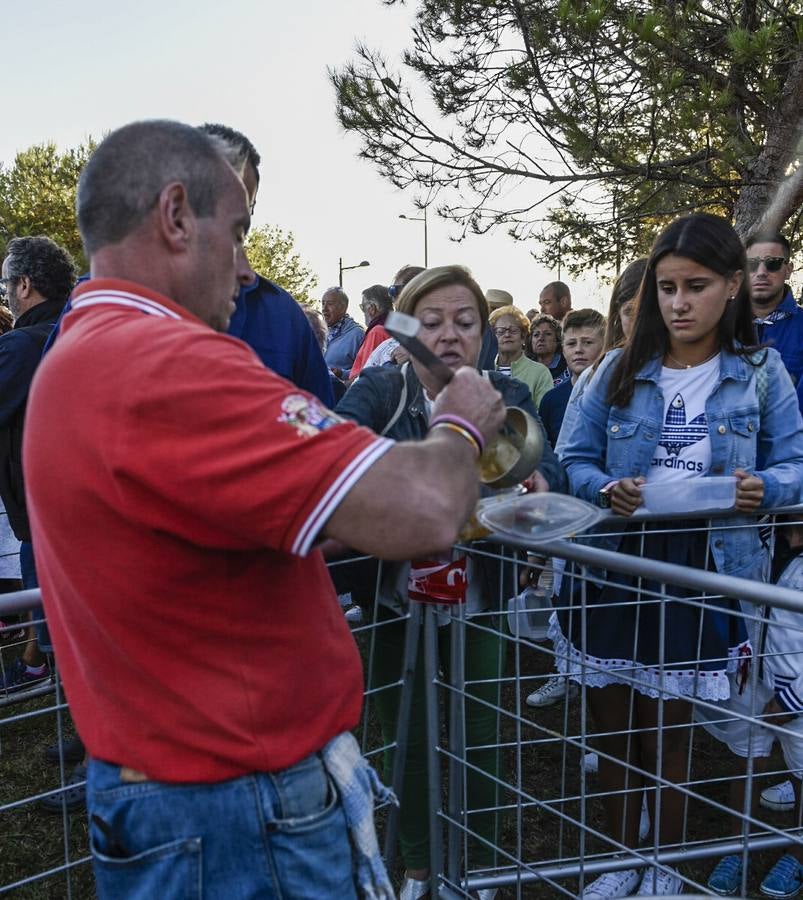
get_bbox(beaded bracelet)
[430,421,482,458]
[429,414,486,453]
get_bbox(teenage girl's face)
[655,255,743,354]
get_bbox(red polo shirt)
[24,279,392,782]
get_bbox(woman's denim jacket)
[335,363,567,607]
[560,347,803,581]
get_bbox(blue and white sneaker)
[707,854,743,896]
[761,855,803,898]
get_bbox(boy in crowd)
[538,309,606,449]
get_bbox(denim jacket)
[561,347,803,580]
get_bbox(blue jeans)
[19,541,52,653]
[87,754,358,899]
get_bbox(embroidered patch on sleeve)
[278,394,344,438]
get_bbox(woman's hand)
[763,696,795,726]
[392,345,411,365]
[522,471,550,494]
[610,477,645,517]
[734,468,764,512]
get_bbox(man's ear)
[156,182,195,251]
[15,275,33,301]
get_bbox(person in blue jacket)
[558,213,803,900]
[201,124,333,406]
[747,230,802,411]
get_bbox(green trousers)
[371,605,505,870]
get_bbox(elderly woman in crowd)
[488,304,553,408]
[527,313,570,384]
[336,265,565,900]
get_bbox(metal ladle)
[385,311,544,488]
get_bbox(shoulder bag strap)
[380,362,409,436]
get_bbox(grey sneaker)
[526,676,578,708]
[760,780,796,812]
[637,866,682,895]
[581,868,640,899]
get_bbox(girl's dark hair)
[608,214,758,407]
[603,258,648,353]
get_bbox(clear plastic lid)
[476,492,603,543]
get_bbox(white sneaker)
[344,605,363,625]
[582,751,599,775]
[581,868,641,899]
[399,874,428,900]
[760,779,796,812]
[526,676,579,708]
[637,866,682,895]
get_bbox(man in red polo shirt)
[23,120,505,899]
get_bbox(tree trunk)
[733,54,803,239]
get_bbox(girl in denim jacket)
[556,214,803,899]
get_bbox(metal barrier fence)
[2,508,803,897]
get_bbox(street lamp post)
[398,207,428,267]
[338,257,370,288]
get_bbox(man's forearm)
[324,430,480,560]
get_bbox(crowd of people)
[0,118,802,900]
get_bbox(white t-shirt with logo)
[648,354,720,483]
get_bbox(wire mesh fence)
[1,507,803,897]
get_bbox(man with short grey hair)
[0,236,74,692]
[322,286,364,379]
[24,119,507,900]
[539,280,572,321]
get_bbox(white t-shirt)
[648,354,720,483]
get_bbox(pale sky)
[0,1,656,315]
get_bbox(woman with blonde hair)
[489,304,553,407]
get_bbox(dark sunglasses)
[747,256,787,273]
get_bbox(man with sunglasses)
[746,231,801,405]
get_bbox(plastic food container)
[476,492,603,542]
[639,475,737,515]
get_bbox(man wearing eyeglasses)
[746,231,801,406]
[0,237,75,692]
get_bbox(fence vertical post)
[447,603,466,886]
[384,600,423,869]
[424,602,445,897]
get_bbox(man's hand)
[734,468,764,512]
[610,477,645,517]
[431,367,506,448]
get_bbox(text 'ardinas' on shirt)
[23,279,393,783]
[649,354,720,483]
